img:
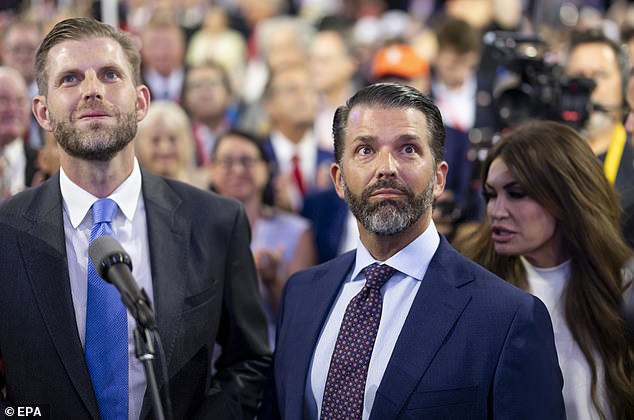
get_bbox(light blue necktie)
[85,198,128,419]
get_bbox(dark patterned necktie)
[320,263,397,419]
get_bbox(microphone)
[89,236,157,330]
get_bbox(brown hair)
[460,120,634,419]
[434,16,482,55]
[35,17,141,95]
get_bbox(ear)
[330,162,346,200]
[136,85,151,122]
[32,95,53,132]
[433,160,448,199]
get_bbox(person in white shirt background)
[460,120,634,419]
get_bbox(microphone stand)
[124,289,170,420]
[134,326,165,420]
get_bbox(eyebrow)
[485,180,522,190]
[54,62,128,77]
[350,134,423,144]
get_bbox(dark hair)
[212,129,275,206]
[569,28,630,98]
[35,17,141,95]
[434,16,482,55]
[332,82,445,164]
[213,129,268,162]
[460,120,634,419]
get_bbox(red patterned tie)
[291,153,306,196]
[320,263,397,419]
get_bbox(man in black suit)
[0,17,270,419]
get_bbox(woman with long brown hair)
[460,120,634,419]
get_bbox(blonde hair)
[135,100,196,181]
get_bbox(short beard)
[52,110,138,162]
[341,172,435,236]
[580,110,614,139]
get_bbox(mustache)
[362,179,412,199]
[72,99,117,120]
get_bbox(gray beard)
[52,109,137,162]
[341,172,435,236]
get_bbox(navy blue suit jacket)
[301,189,350,263]
[262,235,565,419]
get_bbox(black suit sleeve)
[194,204,272,419]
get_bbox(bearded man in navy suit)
[261,83,565,419]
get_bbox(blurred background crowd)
[1,0,634,351]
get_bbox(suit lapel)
[140,171,189,377]
[20,174,100,418]
[282,252,355,418]
[370,239,473,420]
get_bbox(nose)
[376,149,397,179]
[487,195,509,220]
[81,71,104,101]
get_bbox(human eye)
[102,69,121,81]
[60,73,79,85]
[481,189,496,202]
[402,144,418,154]
[506,189,527,199]
[356,145,373,156]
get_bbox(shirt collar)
[60,158,143,228]
[270,129,315,156]
[351,220,440,282]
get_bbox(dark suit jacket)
[0,169,271,419]
[262,236,565,419]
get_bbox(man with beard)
[260,83,565,420]
[564,29,634,197]
[0,17,270,419]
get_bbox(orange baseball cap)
[371,44,429,80]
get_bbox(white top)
[306,221,440,420]
[2,137,26,195]
[432,74,477,131]
[522,257,610,420]
[61,159,154,420]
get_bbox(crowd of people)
[0,0,633,419]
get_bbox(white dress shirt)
[306,221,441,420]
[432,74,477,132]
[61,159,154,420]
[270,129,319,187]
[143,67,185,102]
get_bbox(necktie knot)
[92,198,118,225]
[362,263,396,290]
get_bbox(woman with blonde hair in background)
[135,100,208,188]
[460,120,634,419]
